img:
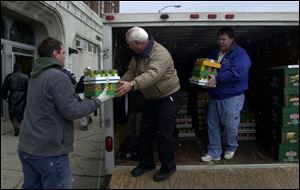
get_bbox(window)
[75,36,99,54]
[88,43,93,52]
[12,47,34,55]
[93,45,98,54]
[111,2,115,13]
[10,21,34,45]
[82,40,88,50]
[76,39,81,47]
[100,1,104,18]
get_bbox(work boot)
[80,126,88,130]
[131,165,156,177]
[88,116,93,124]
[153,168,176,182]
[14,129,20,136]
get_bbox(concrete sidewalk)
[1,116,109,189]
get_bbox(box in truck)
[99,12,299,187]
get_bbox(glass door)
[12,53,34,77]
[1,49,3,117]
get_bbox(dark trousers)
[138,90,183,172]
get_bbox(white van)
[99,12,299,187]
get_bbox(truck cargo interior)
[111,25,299,166]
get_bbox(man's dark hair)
[38,37,63,57]
[217,27,235,39]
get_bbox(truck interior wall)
[112,26,299,165]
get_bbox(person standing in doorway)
[116,26,183,182]
[2,63,29,136]
[201,27,252,162]
[75,67,93,130]
[18,37,113,189]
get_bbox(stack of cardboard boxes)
[267,65,299,162]
[176,92,195,137]
[239,109,256,141]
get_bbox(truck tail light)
[225,14,235,19]
[105,136,113,152]
[207,14,217,19]
[105,15,115,21]
[190,14,199,19]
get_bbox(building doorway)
[1,48,4,117]
[12,53,34,77]
[1,41,35,120]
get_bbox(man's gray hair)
[126,26,149,43]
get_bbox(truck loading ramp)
[109,164,299,189]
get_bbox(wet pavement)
[1,116,108,189]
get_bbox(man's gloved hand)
[97,87,113,103]
[84,66,92,74]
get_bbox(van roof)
[104,12,299,26]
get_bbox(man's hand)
[84,66,92,74]
[116,81,132,97]
[206,75,217,87]
[97,87,113,103]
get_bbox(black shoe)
[153,168,176,182]
[14,129,19,137]
[131,166,156,177]
[88,117,93,124]
[80,126,88,130]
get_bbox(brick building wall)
[104,1,119,13]
[84,1,119,17]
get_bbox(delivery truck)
[98,12,299,187]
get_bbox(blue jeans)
[207,94,245,158]
[18,151,72,189]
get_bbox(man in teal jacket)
[201,27,252,162]
[18,37,113,189]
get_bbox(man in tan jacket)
[116,26,183,182]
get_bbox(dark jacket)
[63,69,76,85]
[18,57,101,157]
[2,71,29,122]
[207,44,251,99]
[75,75,85,94]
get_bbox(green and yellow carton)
[84,69,120,97]
[189,58,221,87]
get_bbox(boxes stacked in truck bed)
[267,65,299,162]
[239,110,256,141]
[196,92,209,131]
[176,92,195,137]
[189,91,257,140]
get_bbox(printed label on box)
[286,151,297,157]
[290,114,299,120]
